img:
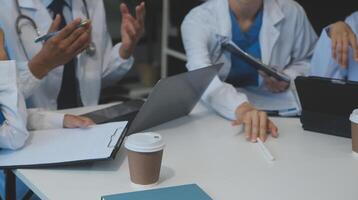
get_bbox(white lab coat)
[311,12,358,81]
[0,61,64,150]
[181,0,317,120]
[0,0,134,110]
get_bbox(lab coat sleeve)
[181,9,248,120]
[310,27,342,79]
[0,61,29,150]
[26,109,65,131]
[0,96,29,150]
[97,1,134,88]
[17,61,43,98]
[282,5,317,81]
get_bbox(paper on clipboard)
[0,121,128,168]
[237,87,301,116]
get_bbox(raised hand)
[329,21,358,68]
[29,15,92,79]
[119,2,145,59]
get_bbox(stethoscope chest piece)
[86,42,96,57]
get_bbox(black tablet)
[295,76,358,138]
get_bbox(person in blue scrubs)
[226,8,263,88]
[182,0,317,142]
[311,12,358,80]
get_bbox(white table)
[14,104,358,200]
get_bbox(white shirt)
[0,0,134,110]
[181,0,317,120]
[311,12,358,81]
[0,61,64,150]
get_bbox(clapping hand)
[119,2,145,59]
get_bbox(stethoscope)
[15,0,96,60]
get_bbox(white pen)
[256,138,275,162]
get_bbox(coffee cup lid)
[350,109,358,123]
[125,132,165,153]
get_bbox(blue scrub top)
[226,9,263,87]
[0,106,5,125]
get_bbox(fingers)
[244,116,252,141]
[123,20,138,40]
[332,35,338,61]
[330,21,358,67]
[268,120,279,138]
[349,34,358,62]
[56,18,82,40]
[237,109,278,143]
[0,28,5,47]
[136,2,146,26]
[341,34,349,68]
[259,71,288,92]
[78,116,96,127]
[62,25,89,48]
[67,28,91,54]
[64,115,95,129]
[120,3,130,15]
[0,29,8,60]
[336,35,347,67]
[251,111,259,142]
[259,112,268,142]
[48,14,62,33]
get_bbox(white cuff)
[27,109,65,130]
[18,62,42,98]
[113,43,134,71]
[202,77,248,120]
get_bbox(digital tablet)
[217,35,291,83]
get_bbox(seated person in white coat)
[0,29,94,199]
[0,29,94,150]
[311,12,358,81]
[0,0,145,110]
[181,0,317,142]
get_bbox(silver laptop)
[83,64,222,135]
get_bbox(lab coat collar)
[263,0,284,26]
[18,0,37,10]
[216,0,285,64]
[260,0,285,64]
[40,0,72,9]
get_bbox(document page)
[0,122,128,168]
[237,87,300,115]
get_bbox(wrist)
[119,45,133,59]
[0,51,7,60]
[28,55,52,79]
[236,102,256,117]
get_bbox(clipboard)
[0,122,128,169]
[217,35,291,83]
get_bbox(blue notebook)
[101,184,213,200]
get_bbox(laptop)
[295,76,358,138]
[82,64,222,135]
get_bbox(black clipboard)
[217,35,291,83]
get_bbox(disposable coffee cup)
[125,132,165,187]
[349,109,358,156]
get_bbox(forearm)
[17,62,43,98]
[27,109,65,131]
[202,77,248,120]
[101,42,134,88]
[28,55,52,79]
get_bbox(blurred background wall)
[101,0,357,102]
